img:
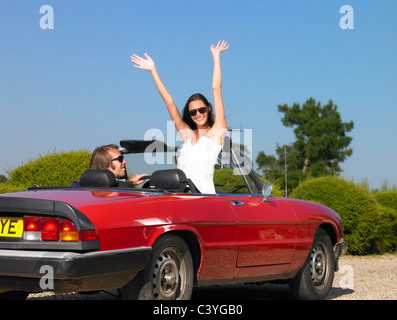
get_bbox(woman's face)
[188,99,210,128]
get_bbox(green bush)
[373,191,397,251]
[213,168,283,196]
[0,183,26,194]
[376,206,397,252]
[373,191,397,211]
[6,150,91,189]
[214,168,246,193]
[290,176,391,255]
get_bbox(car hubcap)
[310,244,328,288]
[152,249,185,299]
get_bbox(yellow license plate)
[0,217,23,238]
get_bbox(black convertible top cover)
[119,140,179,154]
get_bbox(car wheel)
[288,228,335,300]
[120,234,194,300]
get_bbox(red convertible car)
[0,139,347,300]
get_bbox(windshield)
[124,151,178,178]
[123,141,262,195]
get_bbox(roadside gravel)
[330,253,396,300]
[27,253,396,300]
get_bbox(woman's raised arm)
[131,53,190,137]
[210,40,229,133]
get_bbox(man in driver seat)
[89,144,147,186]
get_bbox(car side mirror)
[262,182,272,202]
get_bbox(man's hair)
[89,144,119,170]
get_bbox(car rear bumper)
[0,247,151,294]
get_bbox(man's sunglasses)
[111,155,124,163]
[188,107,208,117]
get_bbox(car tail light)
[59,218,79,241]
[80,230,98,241]
[24,216,41,231]
[41,217,59,241]
[23,216,41,241]
[23,216,98,242]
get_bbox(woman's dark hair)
[182,93,215,130]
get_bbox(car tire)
[120,234,194,300]
[288,228,335,300]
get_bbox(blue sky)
[1,0,396,189]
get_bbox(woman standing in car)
[131,40,229,194]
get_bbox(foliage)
[357,177,397,192]
[372,191,397,251]
[290,176,394,255]
[373,191,397,211]
[214,168,247,193]
[6,150,91,189]
[0,174,7,183]
[256,98,354,192]
[376,206,397,252]
[0,183,25,194]
[213,168,283,197]
[378,180,397,192]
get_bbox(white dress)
[177,137,222,194]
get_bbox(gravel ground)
[27,253,396,300]
[330,253,396,300]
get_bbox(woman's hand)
[210,40,229,55]
[130,50,188,134]
[130,53,155,71]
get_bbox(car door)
[229,195,296,267]
[215,145,296,268]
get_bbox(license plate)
[0,217,23,238]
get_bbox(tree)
[256,98,354,191]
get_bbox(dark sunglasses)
[111,155,124,163]
[188,107,208,117]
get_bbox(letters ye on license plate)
[0,217,23,238]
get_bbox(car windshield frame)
[122,138,264,196]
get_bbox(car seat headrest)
[149,169,187,192]
[79,170,118,188]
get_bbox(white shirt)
[177,137,222,194]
